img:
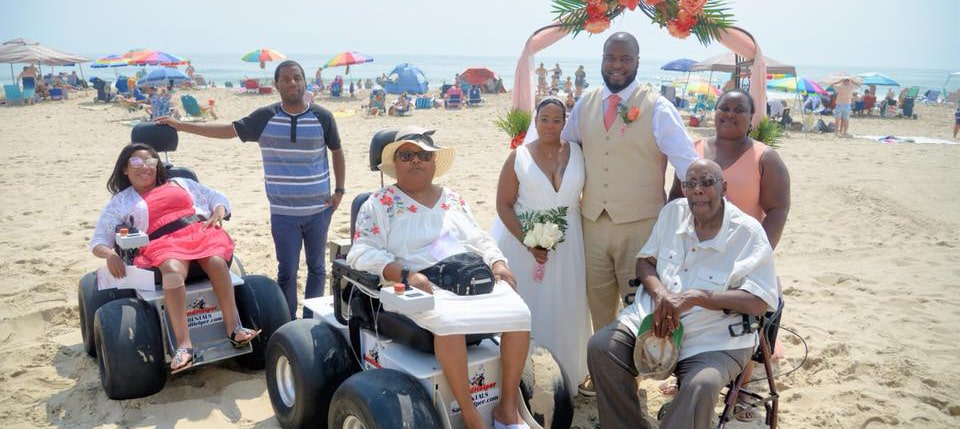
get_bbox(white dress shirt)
[619,198,780,361]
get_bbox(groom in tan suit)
[560,32,698,394]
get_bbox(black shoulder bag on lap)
[419,253,495,296]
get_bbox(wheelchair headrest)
[369,128,400,171]
[132,122,178,152]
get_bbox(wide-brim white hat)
[378,126,455,179]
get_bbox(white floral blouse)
[347,185,507,280]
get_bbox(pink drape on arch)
[716,27,767,127]
[512,23,569,113]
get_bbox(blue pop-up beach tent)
[383,63,428,95]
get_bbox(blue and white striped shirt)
[233,103,342,216]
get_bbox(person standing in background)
[156,60,346,320]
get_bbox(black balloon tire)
[235,274,291,370]
[78,271,135,357]
[520,343,574,429]
[93,298,166,400]
[266,318,359,429]
[328,368,443,429]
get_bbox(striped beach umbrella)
[126,50,188,66]
[767,77,828,95]
[324,51,373,75]
[90,54,129,76]
[241,48,286,70]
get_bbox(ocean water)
[4,52,956,94]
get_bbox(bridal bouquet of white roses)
[518,207,569,282]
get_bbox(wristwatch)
[400,266,410,285]
[334,187,346,194]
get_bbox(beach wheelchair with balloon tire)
[77,122,291,400]
[264,128,574,429]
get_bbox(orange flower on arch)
[584,16,611,34]
[619,0,640,10]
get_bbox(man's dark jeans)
[271,209,332,319]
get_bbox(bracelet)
[334,187,346,194]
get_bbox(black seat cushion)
[149,258,233,288]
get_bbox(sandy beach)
[1,87,959,428]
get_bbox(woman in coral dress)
[90,143,259,373]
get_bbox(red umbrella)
[459,67,499,85]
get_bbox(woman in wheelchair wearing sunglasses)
[90,143,260,374]
[347,127,532,429]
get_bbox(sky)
[2,0,958,70]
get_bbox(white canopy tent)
[0,38,89,81]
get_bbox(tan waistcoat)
[578,85,667,223]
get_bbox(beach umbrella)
[676,76,719,96]
[821,72,864,86]
[126,50,188,66]
[767,76,828,95]
[660,58,696,72]
[241,48,286,70]
[660,58,698,98]
[459,67,499,85]
[324,51,373,75]
[858,72,899,87]
[137,67,190,87]
[90,54,129,77]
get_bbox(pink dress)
[693,139,767,222]
[133,183,235,268]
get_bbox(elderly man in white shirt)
[560,31,698,396]
[587,159,780,429]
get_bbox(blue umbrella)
[660,58,697,72]
[859,72,899,87]
[137,67,190,87]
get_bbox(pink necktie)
[604,93,620,131]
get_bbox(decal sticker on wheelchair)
[451,365,500,413]
[186,295,223,329]
[363,343,385,369]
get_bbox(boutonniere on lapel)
[618,103,641,136]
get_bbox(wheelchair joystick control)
[381,283,435,315]
[115,230,149,250]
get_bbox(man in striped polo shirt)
[156,60,346,319]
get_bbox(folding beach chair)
[415,96,433,109]
[444,93,462,109]
[3,84,24,106]
[921,90,940,105]
[466,86,483,107]
[180,95,211,121]
[48,87,64,101]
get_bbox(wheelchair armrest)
[331,259,382,290]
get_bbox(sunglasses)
[681,177,721,189]
[395,150,434,163]
[128,157,159,169]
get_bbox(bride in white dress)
[492,98,591,395]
